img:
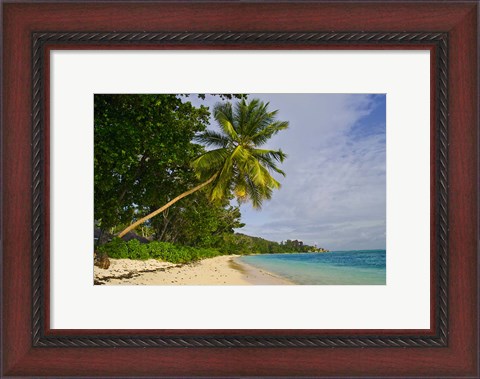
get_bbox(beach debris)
[94,251,110,269]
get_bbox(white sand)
[94,255,293,285]
[94,258,176,284]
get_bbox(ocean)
[239,250,386,285]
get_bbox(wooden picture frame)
[2,1,478,377]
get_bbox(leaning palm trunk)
[117,173,218,238]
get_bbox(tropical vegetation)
[97,235,326,264]
[94,94,326,263]
[116,98,289,238]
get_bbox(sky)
[189,94,386,251]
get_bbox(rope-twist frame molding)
[31,31,448,348]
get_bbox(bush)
[97,237,129,258]
[126,239,150,260]
[97,238,223,263]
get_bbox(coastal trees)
[157,196,244,247]
[94,94,210,232]
[95,94,248,247]
[192,99,289,208]
[117,98,289,237]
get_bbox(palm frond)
[194,130,230,148]
[244,175,263,208]
[191,148,229,178]
[251,148,287,163]
[213,102,239,141]
[251,121,289,146]
[238,148,282,189]
[244,175,274,209]
[233,99,248,135]
[249,148,287,176]
[244,104,279,136]
[232,173,249,203]
[193,98,289,208]
[255,156,286,176]
[209,146,241,202]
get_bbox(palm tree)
[117,98,288,238]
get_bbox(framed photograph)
[2,1,478,377]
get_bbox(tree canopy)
[94,94,326,258]
[192,98,289,208]
[115,97,290,238]
[94,94,244,243]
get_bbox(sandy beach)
[94,255,293,285]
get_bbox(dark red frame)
[2,1,478,377]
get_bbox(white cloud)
[236,94,386,250]
[189,93,386,250]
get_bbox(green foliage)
[153,193,244,247]
[97,238,223,264]
[98,237,129,257]
[94,94,210,230]
[97,234,328,265]
[215,233,327,255]
[94,94,249,245]
[94,95,296,256]
[192,99,289,208]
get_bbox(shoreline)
[94,255,294,285]
[230,256,294,285]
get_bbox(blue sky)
[188,94,386,251]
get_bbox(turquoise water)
[239,250,386,285]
